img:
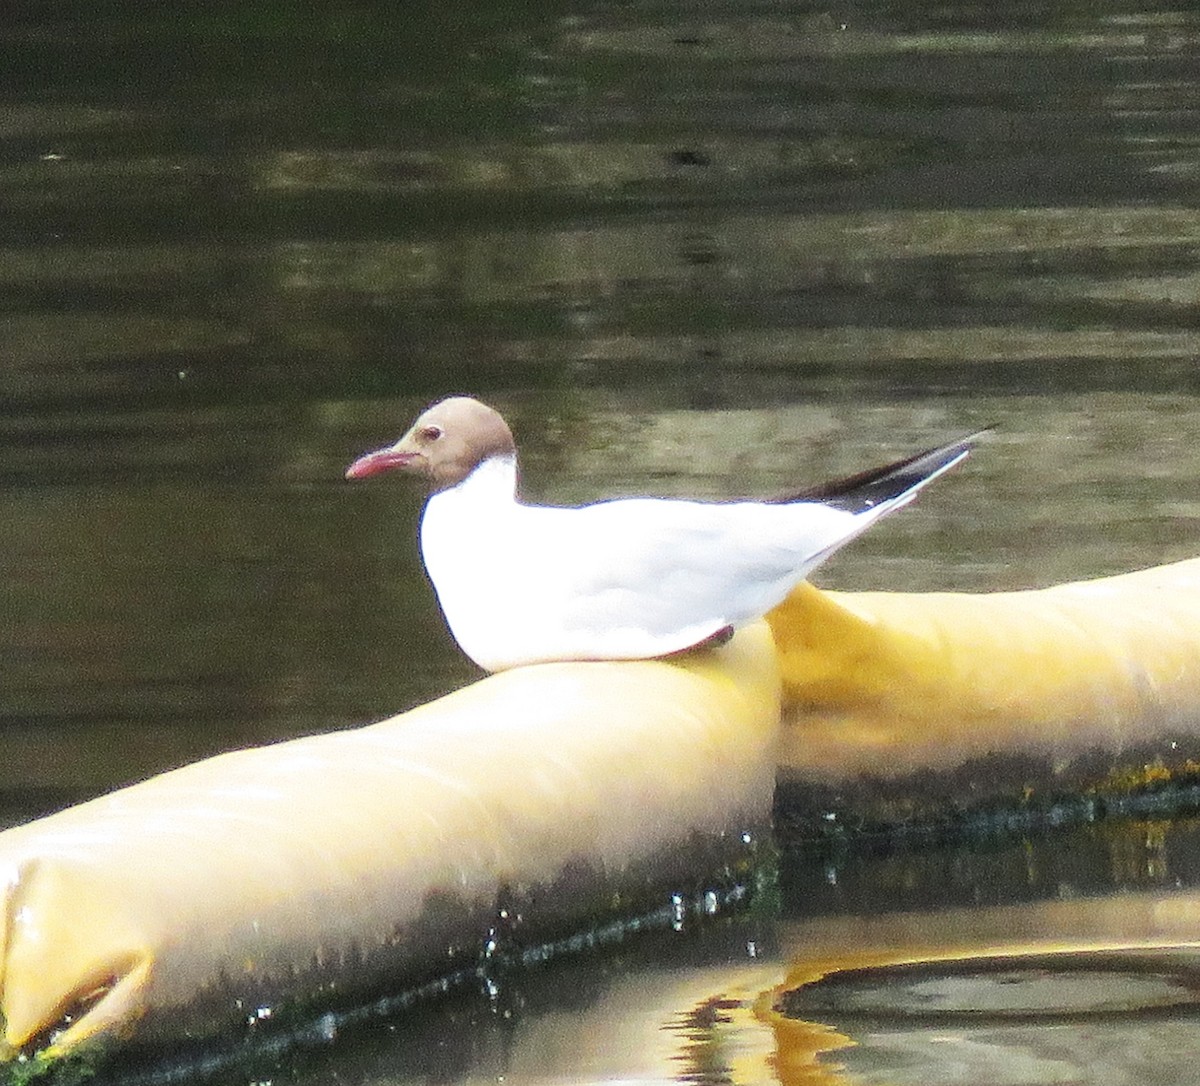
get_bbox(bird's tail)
[776,429,988,513]
[779,429,989,574]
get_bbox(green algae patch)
[1,1045,105,1086]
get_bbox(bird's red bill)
[344,448,418,480]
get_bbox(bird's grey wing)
[549,498,854,640]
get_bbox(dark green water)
[4,1,1200,1082]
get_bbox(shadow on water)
[4,0,1200,1083]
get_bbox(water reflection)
[781,816,1200,919]
[112,824,1200,1086]
[769,891,1200,1086]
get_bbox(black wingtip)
[776,427,991,512]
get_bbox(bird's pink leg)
[667,625,735,657]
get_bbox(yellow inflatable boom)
[0,628,780,1061]
[4,557,1200,1065]
[769,557,1200,783]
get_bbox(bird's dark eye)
[419,425,443,442]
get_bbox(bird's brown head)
[344,396,516,491]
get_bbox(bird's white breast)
[419,457,565,670]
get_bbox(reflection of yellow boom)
[4,558,1200,1064]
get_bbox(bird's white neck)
[430,453,518,509]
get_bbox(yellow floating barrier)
[0,626,779,1062]
[5,556,1200,1067]
[768,557,1200,783]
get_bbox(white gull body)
[346,398,980,672]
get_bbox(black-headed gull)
[346,397,981,671]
